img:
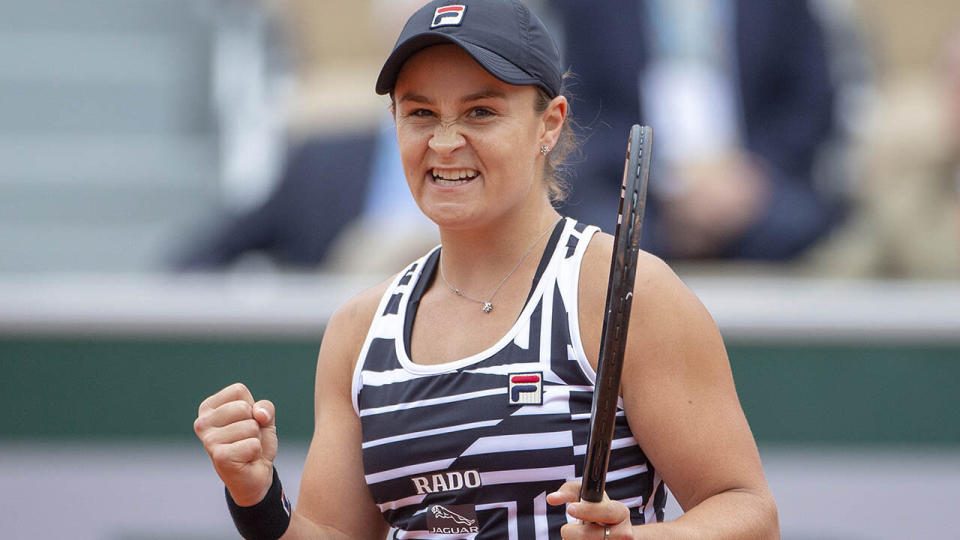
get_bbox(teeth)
[432,168,478,181]
[435,177,469,186]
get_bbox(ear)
[539,95,568,150]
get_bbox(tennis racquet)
[580,124,652,503]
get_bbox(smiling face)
[392,44,562,229]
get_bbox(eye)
[405,108,435,118]
[468,107,495,120]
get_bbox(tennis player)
[193,1,778,538]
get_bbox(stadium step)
[0,0,220,273]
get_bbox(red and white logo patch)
[508,372,543,405]
[431,5,466,28]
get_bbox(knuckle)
[228,399,252,415]
[193,415,206,435]
[210,445,230,464]
[198,391,218,414]
[239,419,260,437]
[231,382,252,400]
[236,438,261,460]
[200,435,217,453]
[220,400,251,421]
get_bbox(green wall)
[2,337,958,445]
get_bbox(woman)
[193,0,779,538]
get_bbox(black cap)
[376,0,563,97]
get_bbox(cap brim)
[376,33,541,95]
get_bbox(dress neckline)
[397,217,569,373]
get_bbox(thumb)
[253,399,279,462]
[547,480,582,505]
[253,400,275,427]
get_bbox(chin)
[421,206,486,230]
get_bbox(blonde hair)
[534,72,579,204]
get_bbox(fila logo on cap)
[508,372,543,405]
[431,5,466,28]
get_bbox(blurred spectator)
[804,1,960,278]
[175,0,437,273]
[178,0,850,270]
[552,0,844,261]
[175,132,380,269]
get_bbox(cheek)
[492,136,534,176]
[397,131,428,172]
[481,127,526,161]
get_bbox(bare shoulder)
[580,230,690,304]
[578,231,720,367]
[318,274,396,378]
[327,275,395,342]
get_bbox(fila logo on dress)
[431,5,466,28]
[508,372,543,405]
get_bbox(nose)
[428,121,465,155]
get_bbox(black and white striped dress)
[352,218,666,539]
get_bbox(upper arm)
[579,237,770,511]
[621,255,769,510]
[293,282,391,539]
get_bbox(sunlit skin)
[392,44,561,233]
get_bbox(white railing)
[1,273,958,342]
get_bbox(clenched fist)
[194,382,279,506]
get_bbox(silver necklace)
[438,218,561,313]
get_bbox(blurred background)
[1,0,958,538]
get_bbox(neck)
[438,202,562,293]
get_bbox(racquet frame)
[580,124,652,503]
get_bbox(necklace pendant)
[482,302,493,313]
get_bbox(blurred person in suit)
[803,1,960,278]
[175,0,439,273]
[552,0,843,261]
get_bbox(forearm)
[631,489,779,540]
